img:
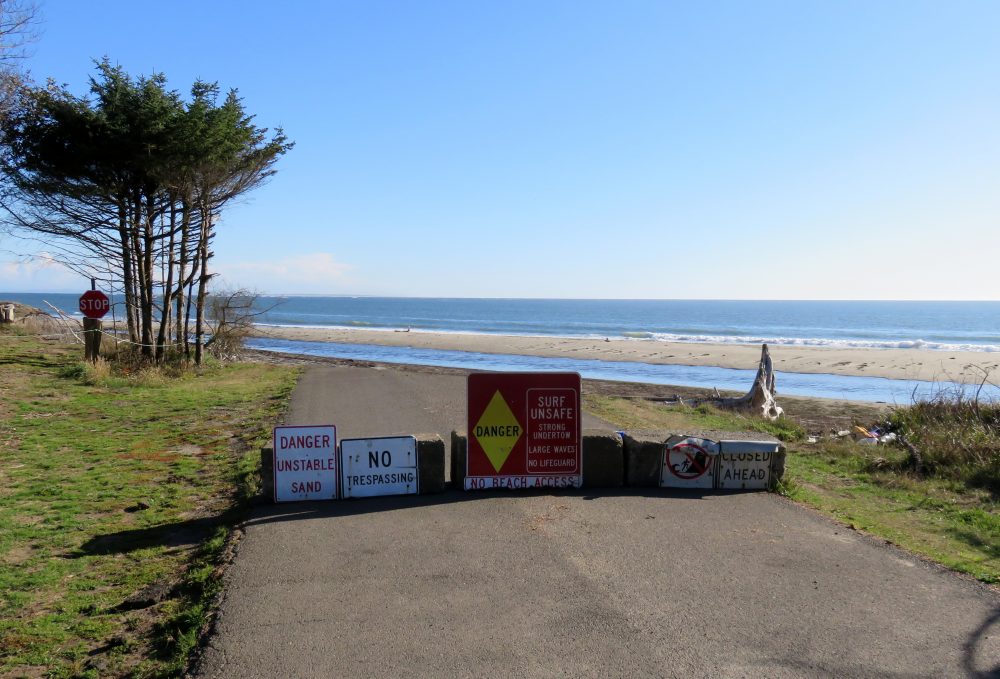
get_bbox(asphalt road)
[195,364,1000,678]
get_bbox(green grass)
[583,394,806,441]
[584,392,1000,584]
[0,332,299,677]
[782,442,1000,583]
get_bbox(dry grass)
[884,387,1000,493]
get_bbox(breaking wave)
[642,333,1000,353]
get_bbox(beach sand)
[250,326,999,385]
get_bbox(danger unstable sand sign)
[273,425,338,502]
[466,372,582,490]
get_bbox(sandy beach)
[250,326,999,385]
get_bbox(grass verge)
[583,394,806,441]
[0,332,299,677]
[584,392,999,584]
[781,445,999,583]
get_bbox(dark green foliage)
[0,61,292,363]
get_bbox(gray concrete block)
[260,447,274,502]
[719,440,781,454]
[622,432,665,487]
[416,435,446,494]
[450,431,467,488]
[770,445,787,490]
[582,429,623,488]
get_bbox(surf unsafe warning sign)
[466,372,582,490]
[273,425,338,502]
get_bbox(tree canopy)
[0,60,292,362]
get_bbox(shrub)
[885,388,1000,493]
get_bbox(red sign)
[79,290,110,319]
[466,372,582,490]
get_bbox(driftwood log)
[714,343,784,421]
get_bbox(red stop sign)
[79,290,110,319]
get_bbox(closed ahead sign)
[466,372,582,490]
[273,425,338,502]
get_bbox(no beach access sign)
[466,372,582,490]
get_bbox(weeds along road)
[195,364,1000,678]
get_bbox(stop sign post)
[79,287,110,362]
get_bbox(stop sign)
[79,290,110,319]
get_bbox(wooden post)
[83,318,102,362]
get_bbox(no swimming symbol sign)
[661,437,719,489]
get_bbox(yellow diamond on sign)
[474,390,523,472]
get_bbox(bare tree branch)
[0,0,40,64]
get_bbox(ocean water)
[6,294,999,351]
[5,293,999,402]
[254,297,1000,352]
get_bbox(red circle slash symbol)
[668,443,712,480]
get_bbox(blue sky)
[2,0,998,299]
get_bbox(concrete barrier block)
[622,432,665,487]
[450,431,467,488]
[719,440,782,454]
[260,447,274,501]
[416,435,446,494]
[770,445,787,490]
[582,429,623,488]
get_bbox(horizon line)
[2,290,999,303]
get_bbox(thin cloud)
[215,253,354,293]
[0,252,79,291]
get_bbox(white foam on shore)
[256,323,560,338]
[253,324,1000,353]
[645,333,1000,352]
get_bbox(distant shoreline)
[250,325,1000,384]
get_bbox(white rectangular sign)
[661,436,719,489]
[341,436,418,498]
[273,425,338,502]
[717,440,780,490]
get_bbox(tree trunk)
[184,273,196,360]
[117,199,139,345]
[194,208,212,365]
[715,344,784,420]
[175,197,191,352]
[140,193,156,358]
[155,201,178,363]
[129,193,152,357]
